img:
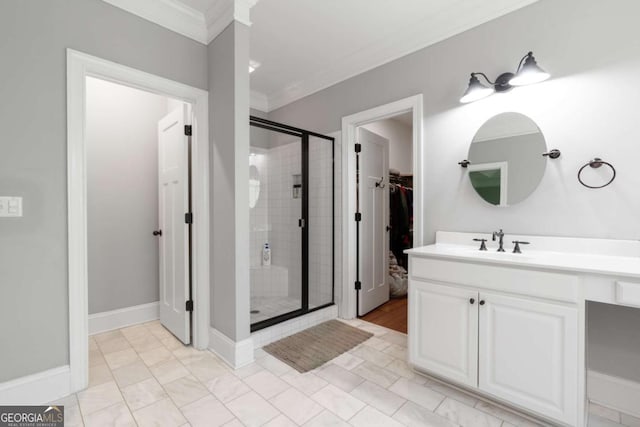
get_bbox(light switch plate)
[0,196,23,217]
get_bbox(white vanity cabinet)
[409,278,579,425]
[409,281,478,388]
[478,293,578,424]
[408,254,584,426]
[407,232,640,426]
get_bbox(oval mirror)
[249,165,260,209]
[468,112,547,206]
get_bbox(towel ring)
[578,158,616,189]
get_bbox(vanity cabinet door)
[409,280,478,388]
[478,293,578,425]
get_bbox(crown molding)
[264,0,539,112]
[205,0,256,43]
[102,0,208,44]
[101,0,259,45]
[250,90,269,112]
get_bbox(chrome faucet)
[492,229,505,252]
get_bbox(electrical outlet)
[0,197,23,217]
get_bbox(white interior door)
[158,105,191,344]
[358,128,389,315]
[478,292,578,425]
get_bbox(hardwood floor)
[361,297,407,333]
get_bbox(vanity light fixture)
[460,51,550,103]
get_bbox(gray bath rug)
[263,320,373,373]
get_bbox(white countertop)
[406,232,640,279]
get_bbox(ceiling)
[102,0,539,112]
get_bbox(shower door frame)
[249,116,335,332]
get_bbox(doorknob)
[153,230,162,236]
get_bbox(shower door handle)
[298,219,305,228]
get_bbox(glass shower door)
[307,135,334,309]
[249,124,303,329]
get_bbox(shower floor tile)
[251,296,301,324]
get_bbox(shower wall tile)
[308,138,335,309]
[267,142,303,299]
[250,150,270,268]
[251,137,337,322]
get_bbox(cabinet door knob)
[479,300,486,306]
[469,298,475,305]
[153,230,162,236]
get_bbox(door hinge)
[184,125,193,136]
[185,212,193,224]
[298,218,305,228]
[186,300,194,312]
[355,212,362,222]
[354,143,362,153]
[355,281,362,290]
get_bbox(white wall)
[362,118,413,174]
[86,77,171,314]
[268,0,640,388]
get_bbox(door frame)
[340,94,423,320]
[67,49,210,392]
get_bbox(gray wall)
[86,77,169,314]
[362,118,413,174]
[208,22,251,341]
[250,108,271,149]
[270,0,640,241]
[0,0,207,382]
[588,302,640,384]
[268,0,640,383]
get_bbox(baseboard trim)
[588,370,640,418]
[208,328,254,369]
[89,302,159,335]
[0,366,71,405]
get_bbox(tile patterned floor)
[50,319,639,427]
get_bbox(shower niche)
[249,116,335,331]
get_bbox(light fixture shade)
[509,53,550,86]
[460,74,495,103]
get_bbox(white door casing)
[67,49,209,393]
[340,94,423,320]
[409,280,479,387]
[358,128,389,315]
[158,106,191,344]
[478,292,579,425]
